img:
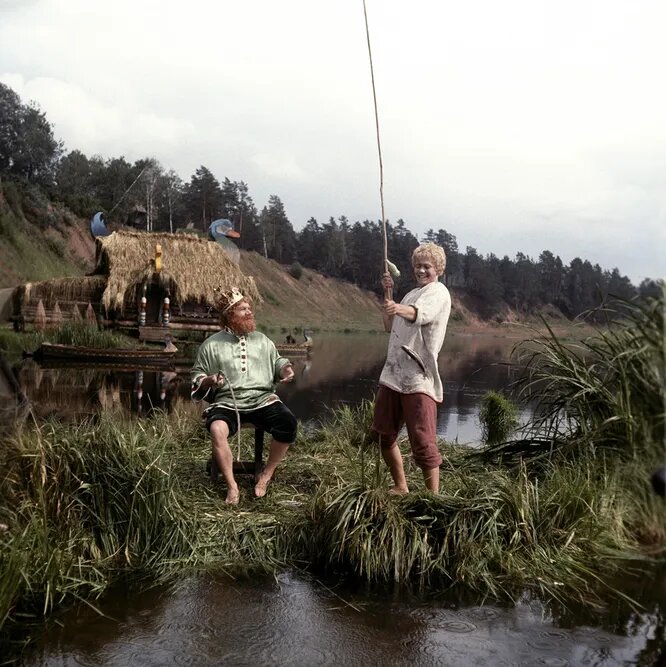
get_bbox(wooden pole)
[362,0,392,301]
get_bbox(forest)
[1,81,661,319]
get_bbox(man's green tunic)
[190,330,290,411]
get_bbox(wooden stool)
[207,425,265,483]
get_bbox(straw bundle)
[34,300,46,330]
[51,302,63,327]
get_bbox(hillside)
[0,182,575,334]
[0,183,387,331]
[0,182,95,287]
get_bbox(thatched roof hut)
[13,231,261,330]
[93,231,261,314]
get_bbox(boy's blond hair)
[412,243,446,276]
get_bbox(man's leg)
[252,403,297,498]
[255,439,290,498]
[209,420,240,505]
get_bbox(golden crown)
[214,286,245,313]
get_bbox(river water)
[12,331,529,446]
[21,569,666,666]
[9,331,666,665]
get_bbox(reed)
[303,447,664,600]
[0,322,135,354]
[479,391,519,445]
[484,288,665,462]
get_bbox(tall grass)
[0,412,199,631]
[303,448,663,601]
[0,323,139,354]
[484,288,665,462]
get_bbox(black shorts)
[205,401,298,444]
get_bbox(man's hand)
[279,364,294,383]
[381,272,394,292]
[201,372,225,390]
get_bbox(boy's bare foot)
[225,486,240,505]
[254,476,271,498]
[388,486,409,496]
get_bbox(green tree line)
[0,82,661,319]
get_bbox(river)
[12,331,529,446]
[10,331,666,665]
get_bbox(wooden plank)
[138,327,174,342]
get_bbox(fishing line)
[217,371,242,460]
[362,0,392,301]
[108,166,147,216]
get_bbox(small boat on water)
[31,342,177,366]
[276,343,312,357]
[278,328,313,356]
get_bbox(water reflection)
[9,332,531,445]
[23,569,666,666]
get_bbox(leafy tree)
[639,278,663,300]
[232,181,261,252]
[155,169,184,233]
[0,83,62,184]
[348,220,384,290]
[14,104,63,183]
[562,258,603,318]
[511,252,540,311]
[132,158,163,231]
[56,150,93,194]
[88,156,134,216]
[464,246,503,317]
[0,83,22,174]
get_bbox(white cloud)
[2,73,195,161]
[1,0,665,283]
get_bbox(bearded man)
[191,287,296,505]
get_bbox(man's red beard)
[228,313,256,335]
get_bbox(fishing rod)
[362,0,392,302]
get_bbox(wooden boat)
[276,343,312,357]
[278,329,313,356]
[31,342,177,365]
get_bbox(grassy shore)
[1,405,664,656]
[1,290,664,659]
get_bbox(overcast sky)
[1,0,664,284]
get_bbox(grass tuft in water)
[479,391,519,445]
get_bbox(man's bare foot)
[388,486,409,496]
[254,476,271,498]
[225,486,240,505]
